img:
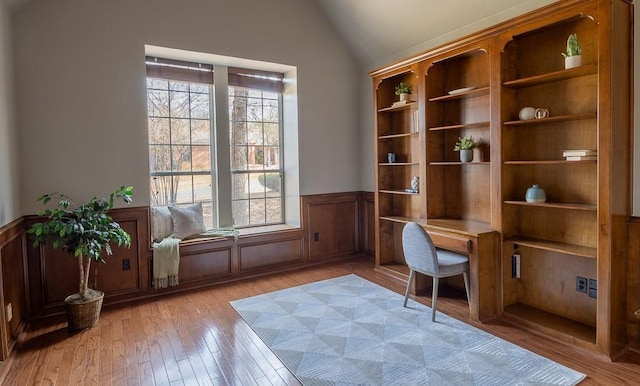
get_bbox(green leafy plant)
[395,81,412,95]
[453,136,478,151]
[561,33,582,58]
[28,186,133,299]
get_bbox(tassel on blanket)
[152,237,181,289]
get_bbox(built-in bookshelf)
[370,0,632,358]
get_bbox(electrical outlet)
[6,303,12,322]
[314,232,319,241]
[589,279,597,298]
[122,258,131,270]
[576,276,587,293]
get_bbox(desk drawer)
[429,232,472,254]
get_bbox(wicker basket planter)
[64,289,105,331]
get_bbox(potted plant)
[395,81,412,101]
[28,186,133,331]
[561,33,582,69]
[454,136,478,162]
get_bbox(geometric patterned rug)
[230,274,585,385]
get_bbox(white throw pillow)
[169,203,207,240]
[151,206,173,242]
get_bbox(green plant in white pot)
[454,136,478,163]
[395,81,412,102]
[28,186,133,331]
[561,33,582,69]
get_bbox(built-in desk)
[375,218,499,322]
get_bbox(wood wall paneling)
[23,193,371,319]
[0,218,28,360]
[361,192,375,256]
[239,238,303,272]
[303,193,360,260]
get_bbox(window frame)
[145,56,290,230]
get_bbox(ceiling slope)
[313,0,559,69]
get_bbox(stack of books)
[562,149,597,161]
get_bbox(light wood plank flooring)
[1,257,640,385]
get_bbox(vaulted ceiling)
[4,0,558,70]
[312,0,558,69]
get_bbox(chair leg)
[462,271,471,310]
[403,269,416,307]
[431,277,439,322]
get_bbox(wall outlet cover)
[576,276,587,293]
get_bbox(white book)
[565,155,598,161]
[562,149,597,157]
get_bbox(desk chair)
[402,222,471,321]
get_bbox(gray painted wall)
[12,0,361,215]
[0,1,20,227]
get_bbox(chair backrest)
[402,222,439,274]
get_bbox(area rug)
[230,274,585,385]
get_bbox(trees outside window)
[146,57,284,229]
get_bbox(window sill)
[236,224,300,236]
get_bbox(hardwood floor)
[2,256,640,385]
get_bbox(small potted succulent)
[28,186,133,331]
[454,136,478,163]
[561,33,582,69]
[395,81,412,101]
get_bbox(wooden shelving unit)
[370,0,631,357]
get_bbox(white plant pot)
[459,149,473,163]
[564,55,582,69]
[399,93,409,102]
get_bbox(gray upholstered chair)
[402,222,470,321]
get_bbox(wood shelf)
[503,303,596,345]
[504,200,596,211]
[502,64,598,88]
[378,162,420,166]
[504,159,597,165]
[429,161,490,166]
[504,236,596,258]
[503,113,597,126]
[378,189,419,196]
[428,121,490,131]
[378,101,417,112]
[378,132,418,140]
[428,86,490,102]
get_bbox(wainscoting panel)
[25,207,150,317]
[239,238,304,272]
[178,243,233,282]
[24,193,370,319]
[627,218,640,351]
[303,193,359,261]
[0,218,27,360]
[362,192,375,256]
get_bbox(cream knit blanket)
[152,237,181,289]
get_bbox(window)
[146,56,286,229]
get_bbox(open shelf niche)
[500,12,600,347]
[425,48,492,226]
[373,66,423,278]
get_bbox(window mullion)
[213,65,233,227]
